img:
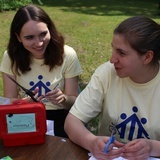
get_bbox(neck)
[130,63,159,84]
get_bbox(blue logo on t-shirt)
[116,106,150,140]
[29,75,51,96]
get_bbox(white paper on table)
[0,96,10,105]
[88,153,160,160]
[46,120,55,136]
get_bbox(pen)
[53,83,59,90]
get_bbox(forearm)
[64,113,96,151]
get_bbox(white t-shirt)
[0,45,82,110]
[70,61,160,143]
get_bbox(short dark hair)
[114,16,160,64]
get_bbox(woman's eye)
[117,49,126,56]
[41,31,47,37]
[25,36,34,40]
[119,51,125,55]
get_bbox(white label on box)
[6,113,36,133]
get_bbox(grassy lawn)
[1,0,160,90]
[0,0,160,133]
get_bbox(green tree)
[0,0,32,11]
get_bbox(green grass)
[0,0,160,133]
[0,0,160,91]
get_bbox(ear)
[15,33,22,42]
[143,50,154,64]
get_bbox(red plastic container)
[0,101,47,146]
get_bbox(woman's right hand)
[22,87,40,103]
[89,136,124,160]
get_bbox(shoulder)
[63,45,79,62]
[64,45,77,56]
[64,45,76,53]
[62,45,82,77]
[95,61,115,74]
[1,50,10,61]
[0,50,13,74]
[3,50,9,57]
[91,61,117,85]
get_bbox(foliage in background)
[0,0,32,11]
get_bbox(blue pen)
[104,131,116,153]
[104,120,117,153]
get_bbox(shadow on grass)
[32,0,159,17]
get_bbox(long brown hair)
[8,4,64,75]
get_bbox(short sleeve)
[0,51,14,75]
[63,45,83,78]
[69,62,113,123]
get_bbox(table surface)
[0,135,89,160]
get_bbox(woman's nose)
[34,38,43,46]
[110,53,118,64]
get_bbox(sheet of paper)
[88,153,160,160]
[0,96,10,105]
[46,120,55,136]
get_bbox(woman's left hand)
[121,139,151,160]
[44,88,66,105]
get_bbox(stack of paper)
[46,120,54,136]
[88,153,160,160]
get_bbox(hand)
[121,139,151,160]
[45,87,66,105]
[89,136,124,160]
[21,87,39,102]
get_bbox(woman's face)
[110,34,147,82]
[17,20,51,59]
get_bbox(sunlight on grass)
[0,0,160,93]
